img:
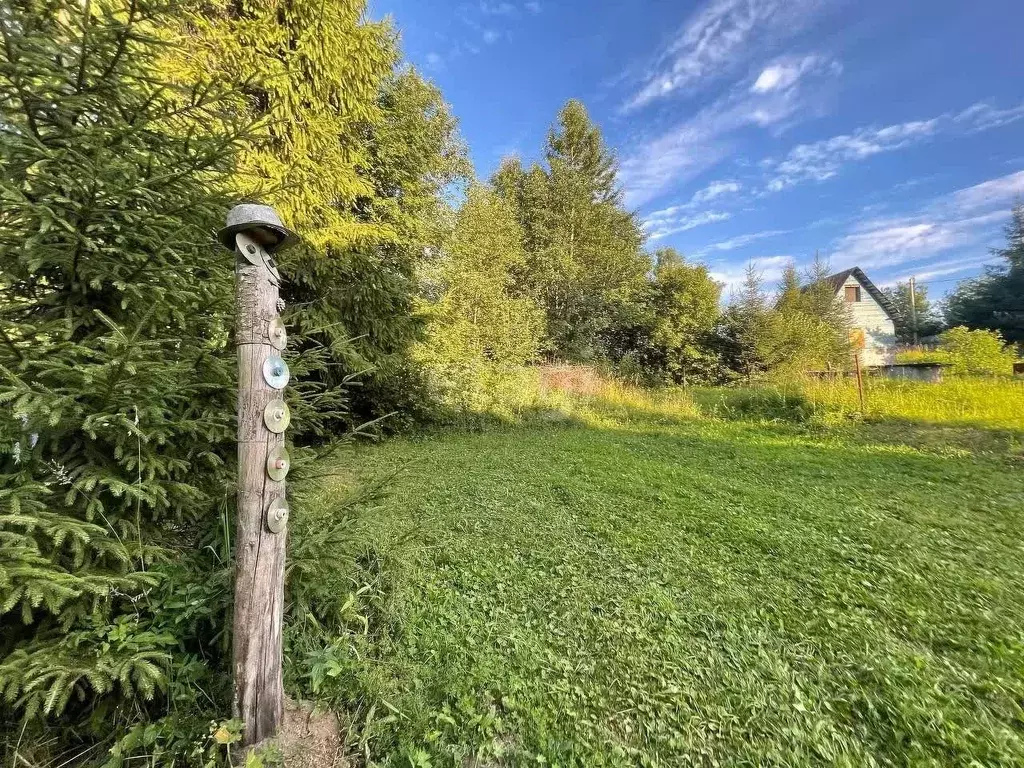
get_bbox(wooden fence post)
[219,205,297,747]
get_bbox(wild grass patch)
[291,377,1024,765]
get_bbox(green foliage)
[0,0,243,756]
[302,378,1024,764]
[416,185,545,416]
[604,247,725,384]
[493,100,649,362]
[936,326,1018,376]
[882,280,943,342]
[723,259,852,378]
[168,0,470,430]
[946,203,1024,342]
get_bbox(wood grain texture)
[233,258,287,745]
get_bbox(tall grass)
[801,375,1024,430]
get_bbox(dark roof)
[805,266,896,321]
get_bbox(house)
[813,267,897,367]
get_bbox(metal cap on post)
[219,203,299,252]
[219,203,297,747]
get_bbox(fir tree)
[0,0,244,752]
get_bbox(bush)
[936,327,1018,376]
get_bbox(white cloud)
[766,119,938,191]
[622,0,829,112]
[828,170,1024,270]
[621,46,843,207]
[884,255,998,286]
[425,52,444,68]
[525,0,541,12]
[830,221,961,269]
[482,29,500,44]
[752,54,836,93]
[646,210,732,241]
[692,229,788,257]
[764,100,1024,193]
[622,83,815,207]
[692,179,742,203]
[954,102,1024,132]
[949,170,1024,211]
[480,1,516,14]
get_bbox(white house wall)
[839,275,896,367]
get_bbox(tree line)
[1,0,1021,761]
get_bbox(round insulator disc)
[266,497,288,534]
[268,317,287,350]
[263,355,290,390]
[263,399,290,433]
[234,232,264,266]
[266,446,290,481]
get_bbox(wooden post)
[223,206,294,747]
[853,350,866,414]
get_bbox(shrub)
[937,327,1018,376]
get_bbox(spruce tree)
[0,0,243,752]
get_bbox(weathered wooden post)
[850,329,867,413]
[218,204,298,746]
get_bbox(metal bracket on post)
[219,203,297,748]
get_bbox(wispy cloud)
[642,180,744,240]
[480,0,516,13]
[621,43,842,208]
[425,51,444,69]
[525,0,541,12]
[829,170,1024,270]
[622,0,830,113]
[954,102,1024,132]
[950,169,1024,211]
[692,179,742,203]
[752,54,838,93]
[764,101,1024,193]
[766,120,939,191]
[692,229,789,257]
[621,73,831,207]
[645,210,732,241]
[884,255,999,286]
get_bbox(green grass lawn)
[294,381,1024,766]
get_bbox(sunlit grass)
[801,375,1024,430]
[296,374,1024,765]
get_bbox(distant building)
[814,267,897,367]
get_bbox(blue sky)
[371,0,1024,297]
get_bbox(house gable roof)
[807,266,896,321]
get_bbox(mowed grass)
[299,381,1024,766]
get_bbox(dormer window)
[845,286,862,303]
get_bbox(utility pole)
[908,275,919,345]
[219,204,297,747]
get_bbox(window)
[845,286,862,303]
